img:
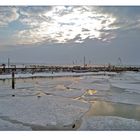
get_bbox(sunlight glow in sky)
[0,6,140,65]
[0,6,121,46]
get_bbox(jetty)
[0,63,140,74]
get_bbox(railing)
[0,64,140,75]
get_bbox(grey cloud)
[16,6,119,45]
[97,6,140,31]
[0,7,19,27]
[2,6,140,46]
[19,6,52,16]
[18,6,53,27]
[52,6,74,16]
[67,34,84,43]
[82,28,90,32]
[97,6,140,18]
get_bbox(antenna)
[118,57,122,66]
[72,60,74,65]
[89,60,91,65]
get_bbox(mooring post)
[12,71,15,89]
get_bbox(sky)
[0,6,140,65]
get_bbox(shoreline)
[0,71,118,80]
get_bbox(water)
[0,76,81,98]
[87,101,140,121]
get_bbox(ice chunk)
[0,118,31,130]
[0,96,90,130]
[79,116,140,130]
[111,83,140,93]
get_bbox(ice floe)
[79,116,140,130]
[0,118,32,130]
[0,96,90,130]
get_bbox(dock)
[0,64,140,74]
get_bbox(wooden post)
[104,65,106,76]
[8,58,10,73]
[12,71,15,89]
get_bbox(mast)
[8,58,10,68]
[83,56,86,68]
[118,57,122,66]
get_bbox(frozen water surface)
[0,71,140,130]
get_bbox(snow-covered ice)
[0,118,32,131]
[79,116,140,130]
[0,96,90,130]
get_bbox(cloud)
[1,6,140,46]
[0,7,19,27]
[97,6,140,31]
[15,6,119,45]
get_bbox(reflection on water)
[85,89,97,95]
[0,77,81,97]
[87,101,140,121]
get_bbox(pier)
[0,64,140,74]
